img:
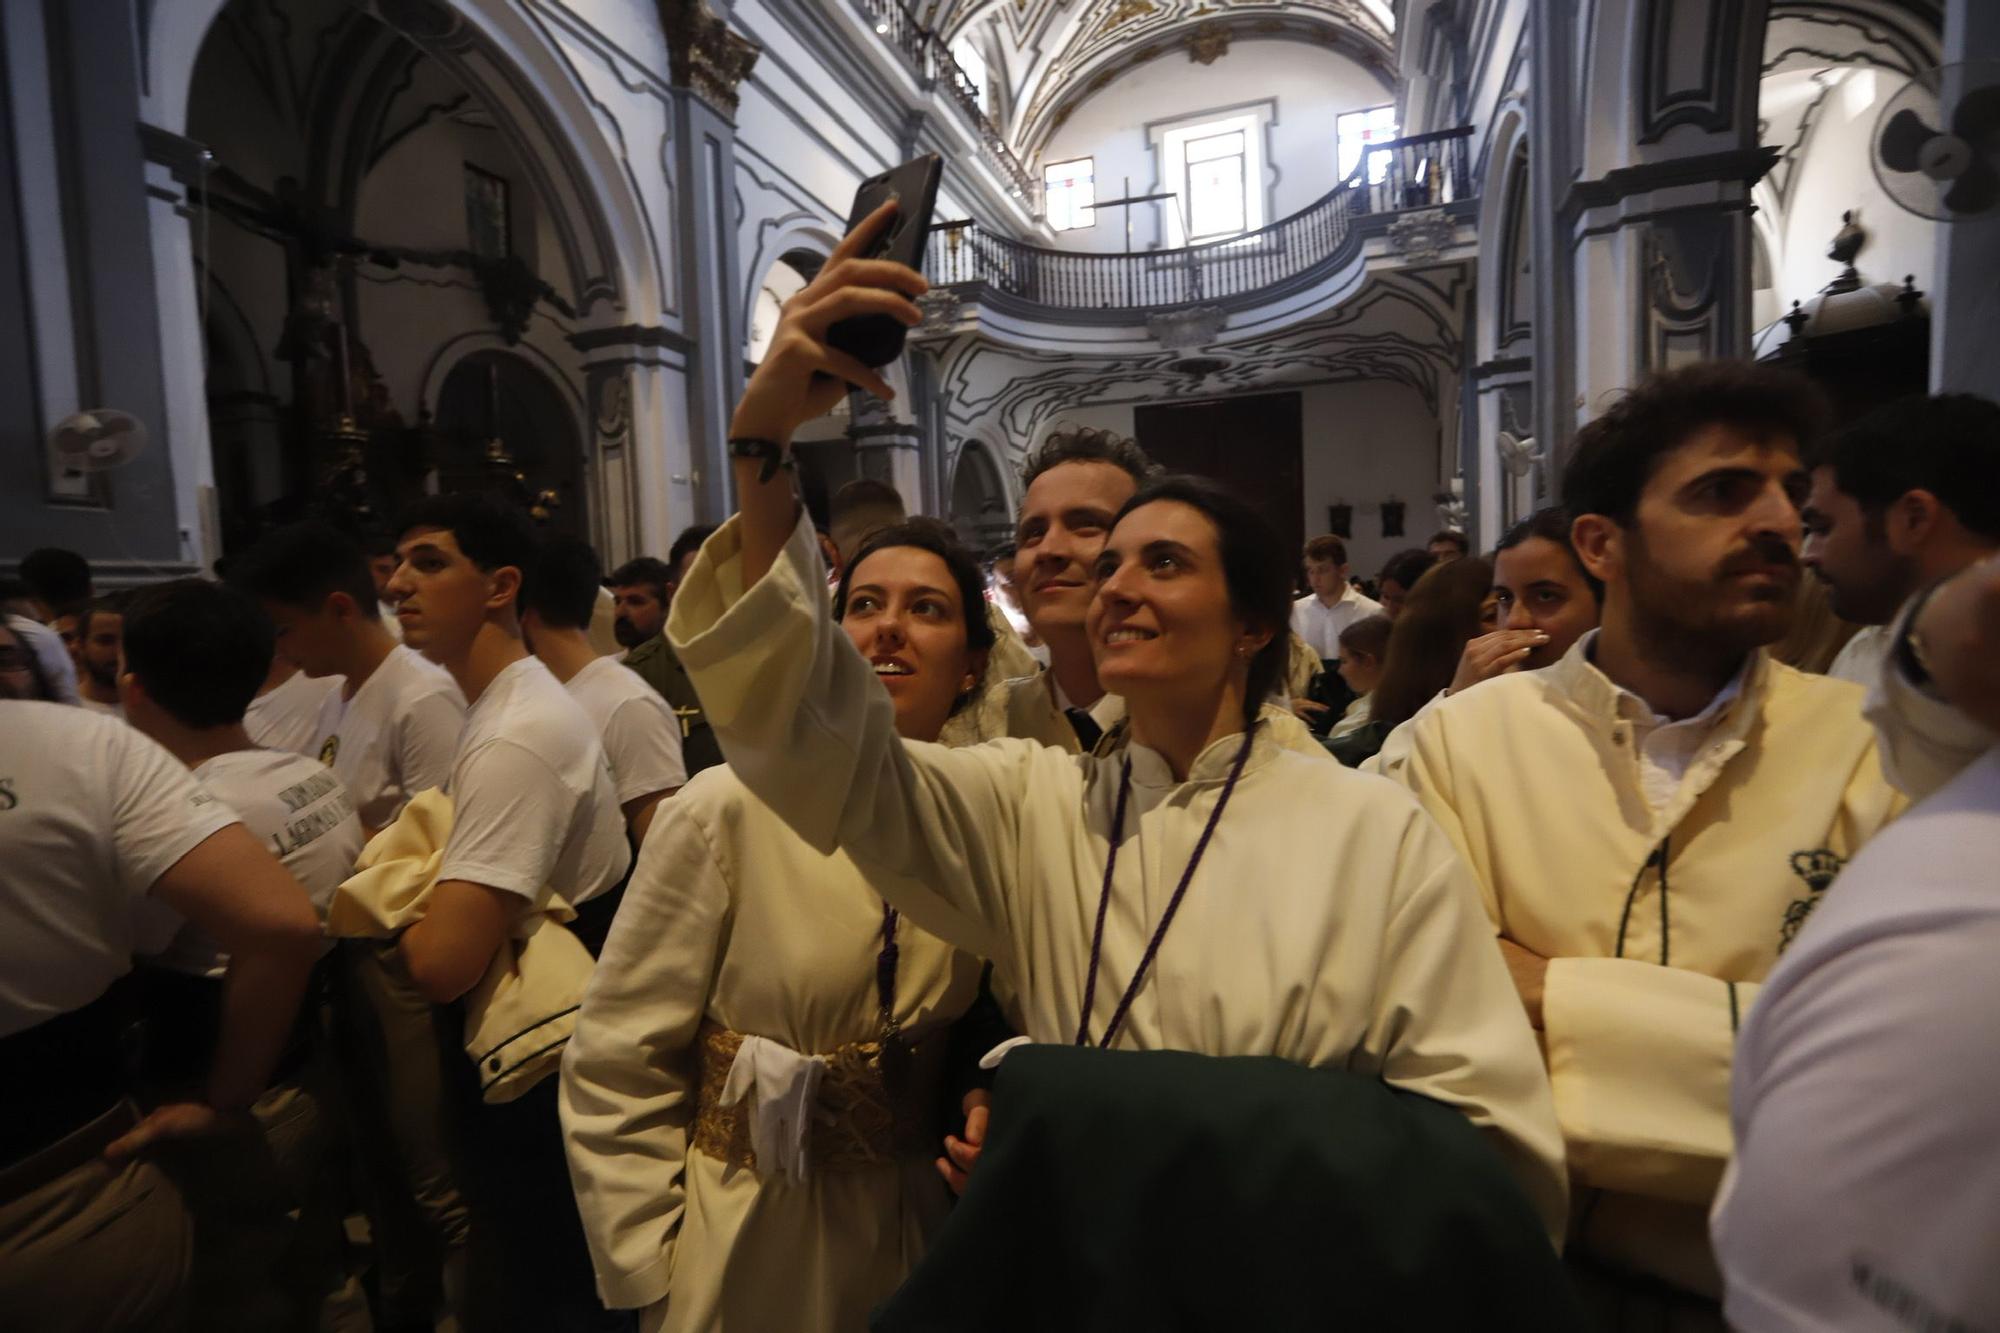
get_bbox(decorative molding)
[1146,304,1227,349]
[658,0,762,117]
[1636,0,1749,144]
[1386,208,1456,262]
[1185,21,1229,65]
[569,323,697,354]
[1566,146,1780,213]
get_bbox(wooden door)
[1133,391,1304,558]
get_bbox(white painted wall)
[1759,66,1937,324]
[1039,40,1391,254]
[1021,378,1438,575]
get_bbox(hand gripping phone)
[826,154,943,370]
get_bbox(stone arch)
[1475,102,1532,363]
[739,220,841,340]
[947,434,1016,549]
[431,347,591,536]
[142,0,665,320]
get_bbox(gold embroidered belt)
[688,1019,944,1173]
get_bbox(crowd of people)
[3,201,1998,1333]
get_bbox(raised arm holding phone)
[658,185,1572,1253]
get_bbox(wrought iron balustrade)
[926,127,1474,311]
[848,0,1039,209]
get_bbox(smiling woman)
[561,515,997,1331]
[635,204,1574,1271]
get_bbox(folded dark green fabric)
[875,1045,1582,1333]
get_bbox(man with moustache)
[1382,363,1903,1330]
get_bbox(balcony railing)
[925,127,1473,311]
[851,0,1040,208]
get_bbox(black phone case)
[827,154,942,370]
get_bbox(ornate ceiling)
[925,0,1394,162]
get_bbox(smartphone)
[826,154,943,370]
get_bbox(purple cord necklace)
[1074,724,1259,1049]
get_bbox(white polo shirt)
[1289,584,1385,661]
[438,656,628,907]
[6,614,80,704]
[244,668,343,756]
[1714,747,2000,1333]
[309,644,464,831]
[563,656,687,807]
[148,749,365,978]
[0,702,237,1036]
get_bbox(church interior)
[3,0,1986,579]
[3,1,1999,1332]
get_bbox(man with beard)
[74,598,128,717]
[1382,362,1903,1330]
[1800,394,1999,798]
[614,527,721,776]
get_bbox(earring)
[961,675,977,692]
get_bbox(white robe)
[560,766,981,1330]
[666,512,1570,1243]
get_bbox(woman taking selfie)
[561,518,993,1331]
[662,203,1567,1240]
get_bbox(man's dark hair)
[234,521,379,615]
[609,556,674,605]
[830,479,906,524]
[1304,534,1350,566]
[357,526,398,559]
[395,493,538,579]
[1562,361,1831,525]
[1020,425,1157,491]
[1428,530,1469,556]
[1112,474,1292,724]
[667,525,719,580]
[1378,547,1438,592]
[1805,393,2000,541]
[76,591,132,641]
[833,518,998,716]
[1336,612,1393,662]
[123,579,274,729]
[0,577,31,608]
[1495,506,1604,603]
[20,547,92,609]
[523,535,603,632]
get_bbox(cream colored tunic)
[667,514,1570,1242]
[1380,639,1903,1296]
[560,765,981,1330]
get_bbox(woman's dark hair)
[834,518,997,714]
[1111,474,1292,725]
[1370,555,1495,731]
[1496,506,1603,603]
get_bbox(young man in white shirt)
[238,519,471,1330]
[0,695,322,1333]
[1382,362,1904,1329]
[524,535,685,844]
[240,521,466,834]
[1799,393,1999,791]
[385,492,630,1332]
[1290,533,1384,662]
[120,578,370,1330]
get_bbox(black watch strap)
[728,436,793,484]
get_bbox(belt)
[0,1100,138,1200]
[689,1020,943,1174]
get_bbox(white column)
[144,156,219,569]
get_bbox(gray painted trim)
[1566,147,1780,214]
[570,323,697,355]
[1574,196,1757,243]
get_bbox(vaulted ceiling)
[926,0,1395,160]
